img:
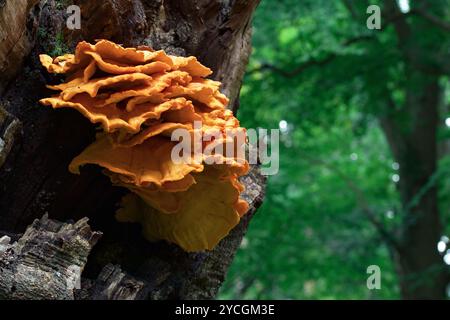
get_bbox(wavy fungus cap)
[39,39,249,252]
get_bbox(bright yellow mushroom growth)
[39,39,249,252]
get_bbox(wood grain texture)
[0,215,101,299]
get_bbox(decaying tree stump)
[0,215,102,299]
[0,0,264,299]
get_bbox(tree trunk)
[0,0,265,300]
[380,77,447,299]
[377,0,449,299]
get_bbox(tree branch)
[251,2,450,79]
[247,35,374,78]
[411,7,450,32]
[297,150,401,252]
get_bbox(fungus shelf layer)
[39,39,249,252]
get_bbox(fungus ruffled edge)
[39,39,249,252]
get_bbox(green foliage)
[55,0,71,10]
[49,32,69,57]
[219,0,450,299]
[37,25,69,58]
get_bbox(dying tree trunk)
[0,0,264,300]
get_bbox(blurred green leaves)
[219,0,450,299]
[221,114,400,298]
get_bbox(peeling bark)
[0,215,101,300]
[0,106,22,169]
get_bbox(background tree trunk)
[380,78,447,299]
[0,0,264,300]
[377,0,449,299]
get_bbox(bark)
[380,79,447,299]
[0,0,264,300]
[0,215,101,299]
[0,0,39,94]
[378,0,449,299]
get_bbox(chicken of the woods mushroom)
[39,40,249,252]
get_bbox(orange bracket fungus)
[39,40,249,252]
